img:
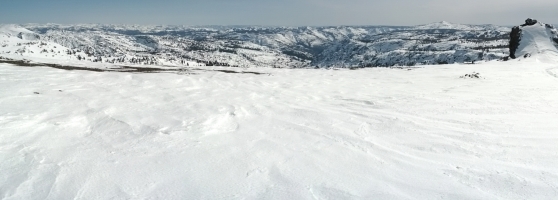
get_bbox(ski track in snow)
[1,57,558,199]
[546,67,558,79]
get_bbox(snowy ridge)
[412,21,507,31]
[0,26,78,62]
[0,24,36,35]
[0,22,511,68]
[0,25,204,67]
[0,24,40,40]
[515,22,558,58]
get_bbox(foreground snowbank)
[1,55,558,199]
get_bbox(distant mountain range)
[1,22,512,68]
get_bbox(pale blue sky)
[0,0,556,26]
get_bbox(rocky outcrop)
[522,18,538,26]
[548,25,558,46]
[509,26,522,59]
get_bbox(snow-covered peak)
[0,24,35,34]
[509,20,558,59]
[0,24,40,40]
[433,21,453,28]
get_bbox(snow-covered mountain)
[509,19,558,59]
[2,22,510,68]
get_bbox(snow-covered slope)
[0,24,40,40]
[1,52,558,199]
[514,23,558,58]
[316,26,508,67]
[0,25,203,67]
[0,25,79,62]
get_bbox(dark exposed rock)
[509,26,522,59]
[460,72,481,79]
[522,18,538,26]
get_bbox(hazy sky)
[1,0,556,26]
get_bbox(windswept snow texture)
[2,52,558,199]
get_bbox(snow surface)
[2,52,558,199]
